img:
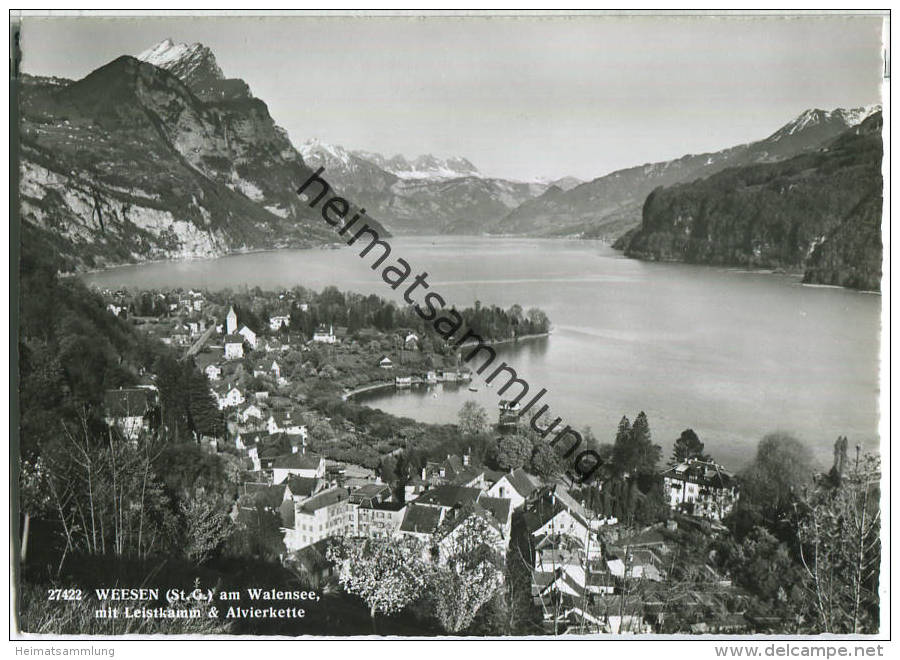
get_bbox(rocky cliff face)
[17,42,381,271]
[617,113,883,291]
[497,106,880,240]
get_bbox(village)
[87,284,770,635]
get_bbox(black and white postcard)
[8,8,891,652]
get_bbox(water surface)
[83,237,882,469]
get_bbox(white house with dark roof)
[269,315,290,331]
[205,363,222,381]
[312,324,336,344]
[240,403,264,423]
[487,468,541,509]
[238,325,258,349]
[435,507,506,562]
[662,458,739,521]
[283,486,351,551]
[272,453,326,484]
[216,386,245,410]
[267,410,307,438]
[663,458,738,520]
[524,488,596,555]
[224,334,244,360]
[353,499,407,539]
[103,386,158,440]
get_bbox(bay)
[82,236,882,470]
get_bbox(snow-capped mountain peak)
[769,105,881,141]
[837,104,882,127]
[350,150,481,180]
[137,38,224,79]
[299,138,355,168]
[136,38,250,102]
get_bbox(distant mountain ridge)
[350,148,481,180]
[299,139,551,234]
[496,105,881,240]
[616,112,883,291]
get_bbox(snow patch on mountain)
[137,38,225,79]
[770,105,881,141]
[299,138,355,169]
[351,149,481,180]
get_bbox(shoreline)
[341,381,396,401]
[461,331,550,348]
[70,235,605,278]
[67,241,350,278]
[342,331,550,402]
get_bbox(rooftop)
[477,495,512,525]
[662,459,737,489]
[399,503,444,533]
[284,475,322,498]
[104,387,156,417]
[505,468,541,498]
[298,487,349,514]
[414,485,482,509]
[272,453,323,470]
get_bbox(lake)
[82,236,882,470]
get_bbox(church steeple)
[226,306,238,335]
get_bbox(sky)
[17,13,885,182]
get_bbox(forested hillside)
[17,238,223,458]
[616,113,883,291]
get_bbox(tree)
[631,473,669,525]
[797,452,880,633]
[670,428,710,465]
[226,502,285,561]
[612,412,661,476]
[431,512,505,633]
[719,525,806,618]
[379,456,398,483]
[525,307,550,333]
[458,401,489,436]
[631,412,661,473]
[741,432,814,518]
[495,434,531,471]
[432,557,504,634]
[327,536,430,630]
[42,419,178,567]
[180,488,232,564]
[186,368,224,440]
[530,442,563,478]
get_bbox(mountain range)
[15,38,883,290]
[298,139,555,234]
[495,106,881,240]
